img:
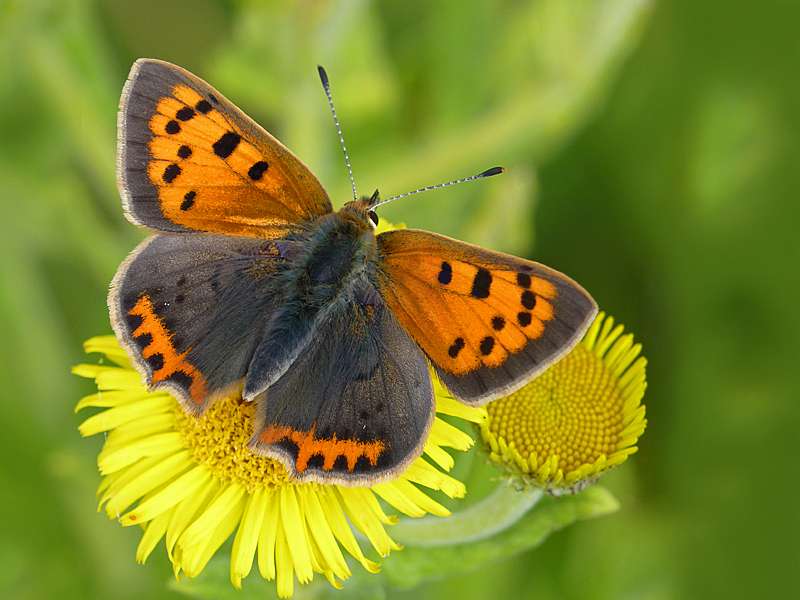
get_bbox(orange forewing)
[377,230,581,377]
[119,59,332,237]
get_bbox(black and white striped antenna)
[370,167,505,209]
[317,65,505,207]
[317,65,358,201]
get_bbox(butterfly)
[109,59,597,486]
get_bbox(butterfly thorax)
[240,206,377,399]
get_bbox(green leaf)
[382,486,619,589]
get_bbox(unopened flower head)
[481,312,647,494]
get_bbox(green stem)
[390,484,543,547]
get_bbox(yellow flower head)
[74,336,483,598]
[481,311,647,494]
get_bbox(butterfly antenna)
[317,65,358,200]
[371,166,505,209]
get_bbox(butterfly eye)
[368,210,379,227]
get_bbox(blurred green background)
[2,0,799,598]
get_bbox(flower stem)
[390,483,543,547]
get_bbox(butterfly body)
[241,200,380,400]
[110,59,598,485]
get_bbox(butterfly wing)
[109,233,290,413]
[118,58,332,237]
[251,280,434,485]
[376,229,598,405]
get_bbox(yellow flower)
[481,311,647,494]
[73,336,483,598]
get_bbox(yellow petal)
[136,509,172,563]
[83,335,133,367]
[230,488,268,589]
[299,490,350,580]
[275,519,295,599]
[166,477,219,561]
[121,465,211,526]
[181,491,245,577]
[337,488,398,557]
[256,489,280,581]
[180,482,246,550]
[317,488,379,573]
[104,450,192,518]
[278,486,313,584]
[80,397,174,436]
[75,390,150,412]
[428,418,474,451]
[98,432,185,474]
[403,459,466,498]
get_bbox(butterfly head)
[340,190,380,230]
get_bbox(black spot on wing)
[177,145,192,159]
[165,120,180,134]
[146,353,165,371]
[163,164,181,183]
[271,438,300,466]
[167,370,194,390]
[248,161,269,180]
[448,337,465,358]
[438,261,453,285]
[176,107,195,121]
[181,191,196,211]
[518,311,532,326]
[126,313,143,331]
[471,268,492,298]
[213,132,241,159]
[134,332,153,350]
[492,316,505,331]
[196,99,212,113]
[521,290,537,310]
[517,272,531,288]
[354,455,376,473]
[480,336,495,356]
[307,454,325,470]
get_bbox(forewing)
[376,229,597,405]
[109,233,287,413]
[118,58,332,237]
[250,282,434,486]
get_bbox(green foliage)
[1,0,798,599]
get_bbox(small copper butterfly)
[109,59,597,485]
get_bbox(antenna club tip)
[317,65,329,87]
[479,166,506,178]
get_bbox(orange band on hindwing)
[127,294,207,404]
[260,424,385,473]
